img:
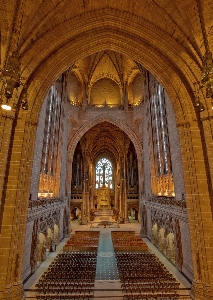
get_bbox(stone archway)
[68,114,143,163]
[0,6,213,300]
[67,115,143,215]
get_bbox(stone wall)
[22,198,68,281]
[22,75,70,281]
[140,73,193,281]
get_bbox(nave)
[24,211,191,300]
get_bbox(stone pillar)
[119,182,122,216]
[81,192,86,222]
[177,120,213,300]
[85,192,90,219]
[0,113,37,300]
[123,178,128,223]
[82,85,88,111]
[114,182,118,209]
[123,90,129,111]
[89,164,94,210]
[0,111,15,202]
[90,186,94,210]
[140,202,147,237]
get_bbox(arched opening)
[152,223,159,246]
[53,224,59,245]
[37,233,47,263]
[1,4,213,298]
[166,232,176,264]
[95,157,113,209]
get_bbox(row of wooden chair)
[116,252,179,299]
[123,294,179,300]
[36,294,93,300]
[36,251,97,300]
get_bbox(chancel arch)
[1,3,213,299]
[70,121,140,222]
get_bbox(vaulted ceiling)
[69,50,143,105]
[1,1,213,121]
[1,0,212,62]
[80,121,130,165]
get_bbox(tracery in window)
[41,85,62,175]
[95,158,113,189]
[149,83,174,197]
[150,85,171,176]
[38,81,63,198]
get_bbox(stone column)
[0,113,37,300]
[89,164,94,210]
[114,181,118,209]
[177,119,213,300]
[123,90,129,111]
[0,111,15,202]
[114,164,120,210]
[123,178,128,223]
[81,191,86,222]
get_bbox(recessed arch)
[67,114,143,166]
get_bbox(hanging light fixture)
[193,82,205,112]
[0,1,29,112]
[0,52,28,111]
[1,52,20,94]
[193,0,213,112]
[201,51,213,98]
[20,91,28,110]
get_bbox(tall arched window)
[95,158,113,189]
[41,84,62,175]
[150,84,171,176]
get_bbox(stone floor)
[24,212,192,299]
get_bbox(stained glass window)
[95,158,113,189]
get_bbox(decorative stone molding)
[68,113,143,162]
[27,198,67,224]
[146,196,187,209]
[28,197,64,210]
[2,284,12,300]
[12,281,24,300]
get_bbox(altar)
[95,186,111,209]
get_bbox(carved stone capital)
[3,281,24,300]
[2,284,12,300]
[12,281,24,300]
[191,279,205,300]
[203,283,213,300]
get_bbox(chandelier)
[0,52,28,111]
[193,1,213,112]
[201,51,213,98]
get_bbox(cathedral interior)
[0,1,213,300]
